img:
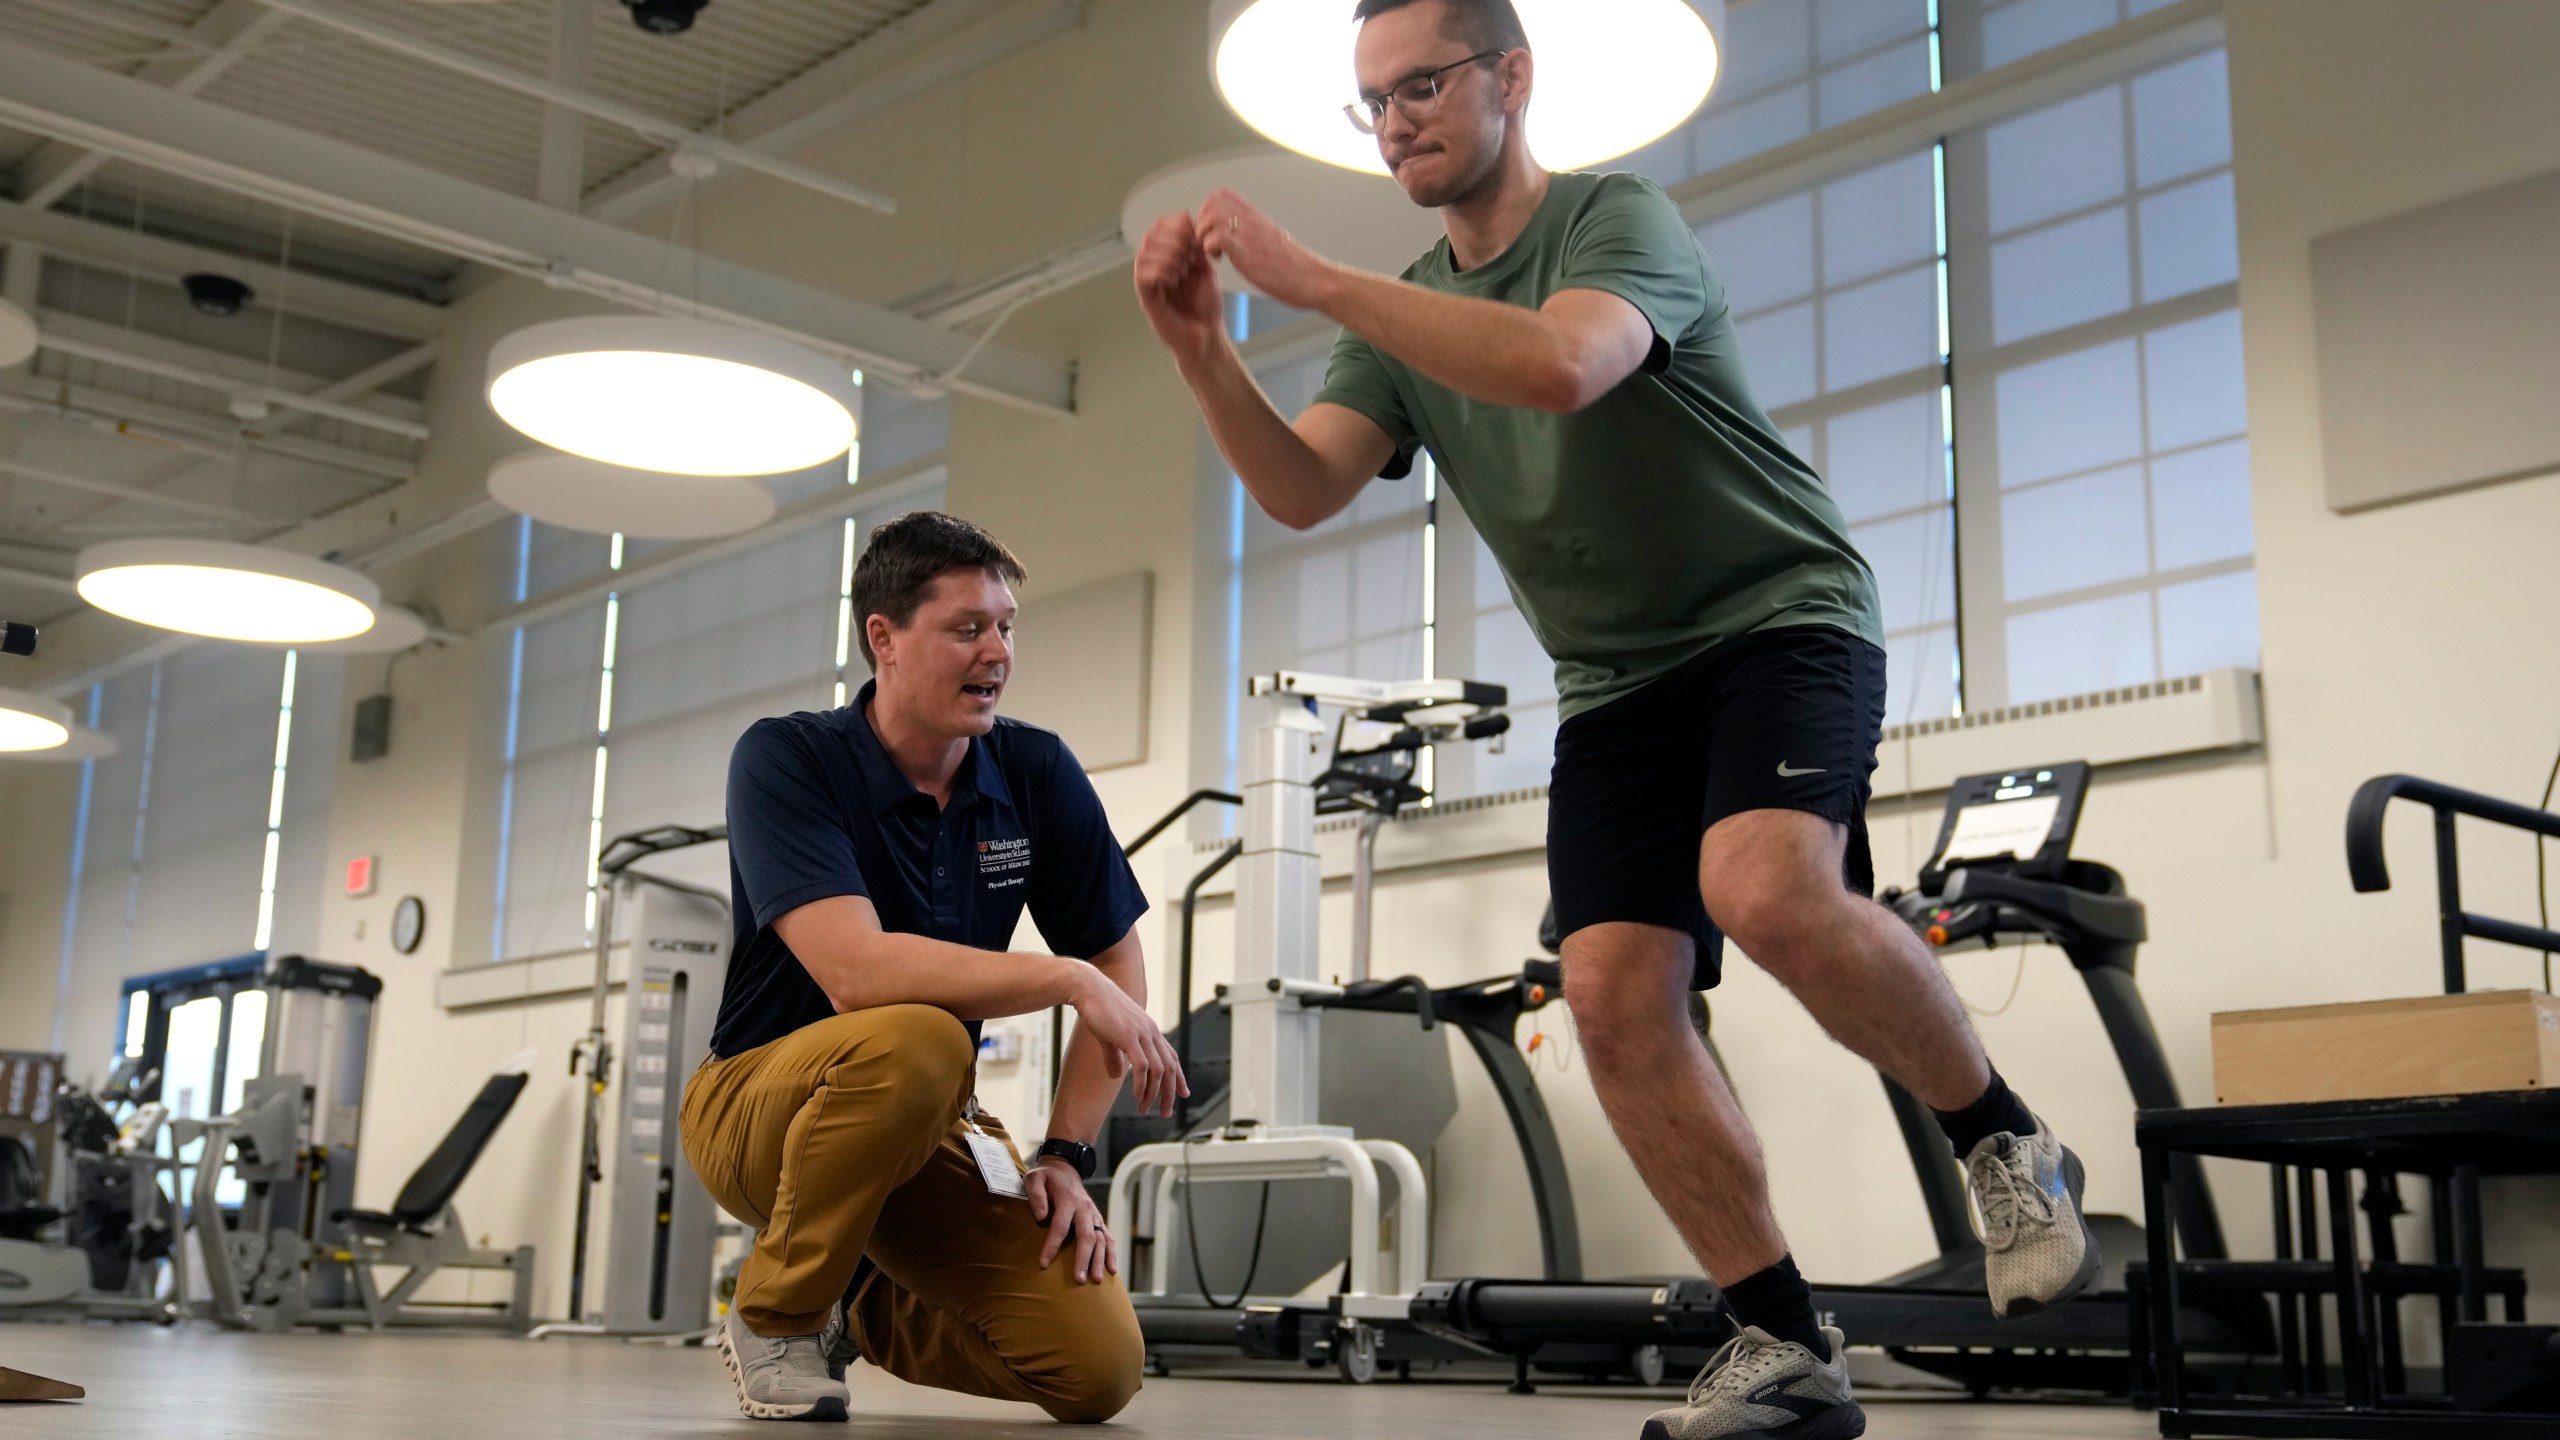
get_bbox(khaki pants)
[680,1003,1143,1423]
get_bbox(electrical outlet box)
[351,693,392,762]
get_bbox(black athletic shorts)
[1545,623,1887,989]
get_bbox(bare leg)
[1564,922,1788,1283]
[1698,808,1990,1112]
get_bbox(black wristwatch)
[1035,1138,1097,1180]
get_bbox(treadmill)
[1416,762,2274,1395]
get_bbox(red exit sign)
[345,856,377,897]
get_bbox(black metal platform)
[2138,1090,2560,1438]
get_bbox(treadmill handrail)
[1939,867,2149,952]
[2345,774,2560,993]
[1123,790,1243,859]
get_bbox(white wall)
[3,0,2556,1329]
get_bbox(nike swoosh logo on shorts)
[1777,762,1826,777]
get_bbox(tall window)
[1699,147,1960,726]
[55,646,341,1046]
[1946,48,2252,704]
[490,584,611,962]
[1621,0,1937,183]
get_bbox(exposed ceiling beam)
[0,455,254,521]
[35,329,430,439]
[534,0,592,211]
[904,227,1132,329]
[33,309,428,429]
[0,562,78,595]
[0,198,444,342]
[245,0,897,216]
[5,0,213,56]
[587,0,1080,225]
[343,496,512,573]
[0,35,1075,415]
[0,377,416,482]
[304,341,436,406]
[19,2,293,212]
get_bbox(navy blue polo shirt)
[709,683,1149,1059]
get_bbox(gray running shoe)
[717,1306,850,1422]
[1640,1325,1864,1440]
[1967,1123,2103,1319]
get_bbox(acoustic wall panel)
[2312,168,2560,512]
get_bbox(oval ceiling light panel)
[488,450,778,540]
[0,686,72,753]
[76,539,380,644]
[0,722,117,763]
[1212,0,1722,176]
[238,604,433,655]
[0,298,35,368]
[487,317,859,478]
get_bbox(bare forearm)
[1046,1026,1122,1145]
[1047,951,1150,1141]
[821,934,1088,1023]
[1176,339,1352,529]
[1312,266,1586,413]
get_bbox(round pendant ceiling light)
[238,603,431,655]
[0,686,72,753]
[0,297,36,368]
[1211,0,1722,176]
[76,539,380,644]
[489,450,777,541]
[0,720,117,763]
[487,317,859,478]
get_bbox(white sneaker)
[718,1306,851,1422]
[1966,1123,2103,1319]
[1640,1325,1865,1440]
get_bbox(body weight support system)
[1106,671,1512,1378]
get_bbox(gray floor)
[0,1324,2164,1438]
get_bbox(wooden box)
[2212,990,2560,1106]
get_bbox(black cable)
[2538,736,2558,993]
[1180,1134,1271,1310]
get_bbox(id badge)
[965,1128,1026,1199]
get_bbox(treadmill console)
[1919,761,2091,888]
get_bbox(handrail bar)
[2343,774,2560,993]
[1122,789,1243,859]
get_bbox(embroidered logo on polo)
[979,837,1032,889]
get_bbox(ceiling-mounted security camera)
[182,273,254,318]
[620,0,708,34]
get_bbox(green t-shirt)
[1313,170,1884,720]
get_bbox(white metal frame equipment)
[1107,671,1505,1327]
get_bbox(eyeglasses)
[1343,49,1509,135]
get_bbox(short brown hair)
[851,511,1025,670]
[1351,0,1530,54]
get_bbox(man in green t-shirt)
[1136,2,2103,1435]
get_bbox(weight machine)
[533,824,733,1341]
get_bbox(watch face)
[392,895,426,954]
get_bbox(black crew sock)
[1719,1254,1828,1358]
[1932,1068,2038,1159]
